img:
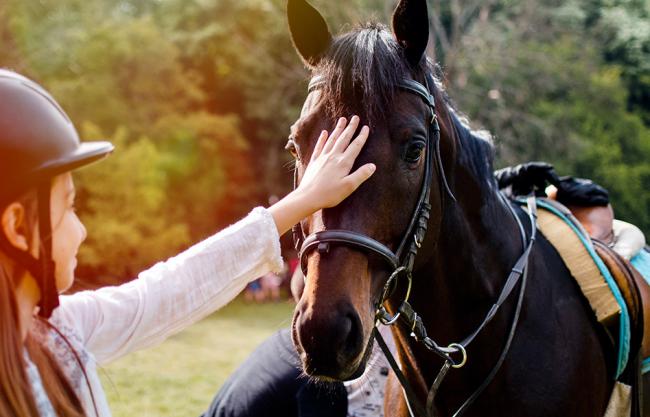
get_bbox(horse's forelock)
[316,23,425,123]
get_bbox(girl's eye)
[285,139,299,159]
[404,141,426,164]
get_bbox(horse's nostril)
[342,310,363,356]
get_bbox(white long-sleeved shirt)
[31,207,283,417]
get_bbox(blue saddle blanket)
[631,250,650,374]
[631,249,650,285]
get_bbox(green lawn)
[99,299,295,417]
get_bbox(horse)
[285,0,620,416]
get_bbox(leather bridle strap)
[373,327,430,417]
[374,195,537,417]
[300,230,399,271]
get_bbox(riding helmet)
[0,69,113,318]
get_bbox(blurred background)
[1,0,648,286]
[1,0,648,414]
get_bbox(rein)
[291,72,539,416]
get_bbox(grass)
[99,298,295,417]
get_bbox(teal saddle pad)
[631,249,650,285]
[632,250,650,374]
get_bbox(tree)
[75,124,190,284]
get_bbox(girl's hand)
[269,116,375,236]
[297,115,375,210]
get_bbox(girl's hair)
[0,191,86,416]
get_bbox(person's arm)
[54,117,374,364]
[612,219,646,260]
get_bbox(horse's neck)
[393,166,528,388]
[430,189,525,338]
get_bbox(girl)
[0,69,375,416]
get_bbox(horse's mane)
[446,100,497,187]
[316,23,496,186]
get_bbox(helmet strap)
[0,182,59,319]
[36,183,58,318]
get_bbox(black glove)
[555,177,609,207]
[494,162,560,196]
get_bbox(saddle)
[593,241,650,417]
[530,199,649,417]
[593,241,650,361]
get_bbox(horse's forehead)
[293,86,429,145]
[300,90,322,118]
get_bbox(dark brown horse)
[287,0,616,416]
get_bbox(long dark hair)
[0,191,85,416]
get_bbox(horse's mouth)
[302,357,366,381]
[298,334,374,381]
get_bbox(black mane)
[449,107,497,187]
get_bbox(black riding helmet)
[0,69,113,318]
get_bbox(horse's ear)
[392,0,429,68]
[287,0,333,68]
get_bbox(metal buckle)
[448,343,468,368]
[414,233,422,249]
[375,267,413,325]
[376,306,401,325]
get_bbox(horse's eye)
[285,139,299,159]
[404,140,426,164]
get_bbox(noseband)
[293,74,454,304]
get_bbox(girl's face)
[50,173,86,293]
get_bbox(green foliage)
[152,112,252,239]
[1,0,648,281]
[449,1,650,234]
[595,0,650,121]
[75,124,191,282]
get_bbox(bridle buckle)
[414,233,422,249]
[375,267,413,325]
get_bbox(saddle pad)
[536,207,621,323]
[632,250,650,374]
[523,199,632,378]
[631,250,650,286]
[604,382,632,417]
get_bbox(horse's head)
[287,0,453,381]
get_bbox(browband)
[308,75,435,110]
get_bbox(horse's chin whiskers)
[283,159,297,171]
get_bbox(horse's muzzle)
[292,299,366,380]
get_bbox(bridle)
[291,72,538,417]
[293,73,454,290]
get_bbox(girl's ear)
[1,203,30,252]
[287,0,332,68]
[392,0,430,68]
